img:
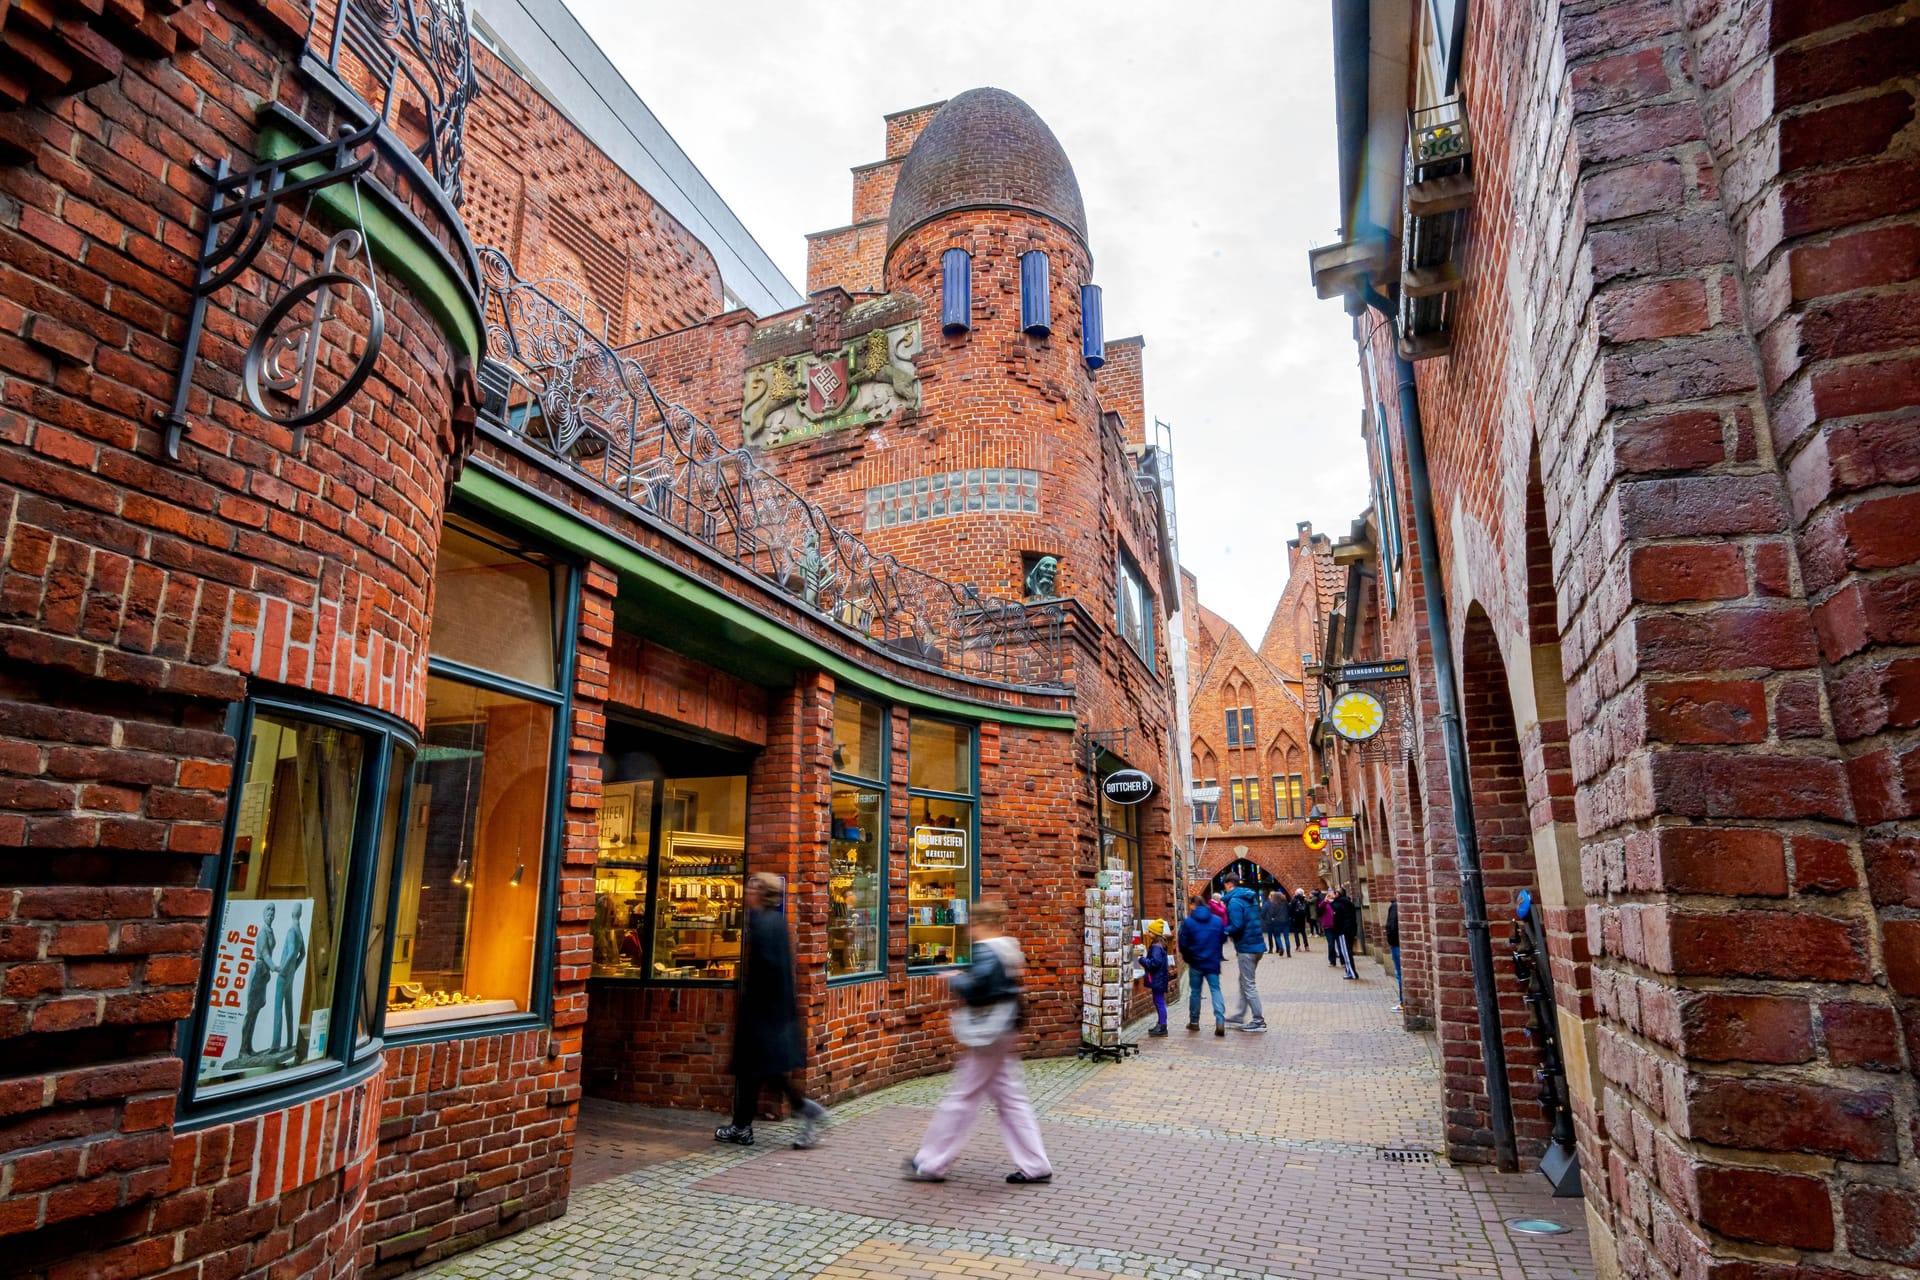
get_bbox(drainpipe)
[1360,282,1517,1172]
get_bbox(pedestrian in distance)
[716,873,827,1149]
[1331,887,1360,980]
[1263,889,1291,957]
[1139,919,1171,1036]
[1386,899,1403,1011]
[904,898,1053,1185]
[1309,888,1325,937]
[1177,893,1227,1036]
[1290,890,1311,952]
[1220,871,1268,1031]
[1207,889,1228,926]
[1322,893,1340,967]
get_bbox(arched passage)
[1455,604,1548,1163]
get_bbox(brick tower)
[803,88,1112,604]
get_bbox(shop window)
[908,717,975,971]
[390,677,554,1028]
[829,696,886,980]
[1117,551,1154,668]
[652,775,748,981]
[591,725,750,984]
[358,744,412,1051]
[389,518,569,1030]
[1099,786,1144,920]
[190,696,417,1110]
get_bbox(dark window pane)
[358,743,413,1046]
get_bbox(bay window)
[907,716,975,971]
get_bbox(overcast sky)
[568,0,1370,645]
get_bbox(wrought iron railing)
[309,0,478,206]
[476,247,1067,688]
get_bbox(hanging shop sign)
[1333,847,1347,863]
[1101,768,1156,805]
[1302,822,1327,851]
[1337,658,1410,682]
[912,825,969,870]
[1328,815,1356,830]
[1330,689,1387,742]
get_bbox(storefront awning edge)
[454,465,1081,731]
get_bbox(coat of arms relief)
[742,321,922,448]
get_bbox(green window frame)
[829,694,889,982]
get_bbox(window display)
[829,692,887,979]
[1100,789,1144,918]
[591,779,655,978]
[908,716,975,971]
[199,711,368,1093]
[651,775,747,981]
[358,744,413,1048]
[389,676,553,1028]
[589,723,751,985]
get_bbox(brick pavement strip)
[426,951,1593,1280]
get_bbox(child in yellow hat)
[1139,918,1171,1037]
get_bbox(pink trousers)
[913,1038,1053,1178]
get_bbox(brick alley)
[426,948,1594,1280]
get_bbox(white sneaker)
[793,1098,826,1149]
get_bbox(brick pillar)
[754,670,829,1104]
[1531,1,1908,1274]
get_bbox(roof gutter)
[1331,0,1373,242]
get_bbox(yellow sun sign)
[1330,689,1386,742]
[1302,823,1326,851]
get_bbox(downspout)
[1359,279,1517,1172]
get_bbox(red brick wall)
[1328,0,1920,1272]
[0,0,468,1265]
[1093,337,1147,449]
[463,44,721,340]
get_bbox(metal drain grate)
[1376,1146,1435,1164]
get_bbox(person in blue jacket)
[1176,893,1227,1035]
[1221,871,1268,1032]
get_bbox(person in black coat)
[1330,887,1359,980]
[717,873,827,1149]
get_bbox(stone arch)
[1456,603,1547,1167]
[1515,450,1605,1208]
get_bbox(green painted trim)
[454,467,1078,730]
[256,120,483,362]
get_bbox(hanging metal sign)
[1302,822,1327,851]
[243,228,386,447]
[1101,769,1156,805]
[1337,658,1410,682]
[1328,815,1356,830]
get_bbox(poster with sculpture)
[741,321,922,448]
[198,897,315,1080]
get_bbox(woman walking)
[1331,887,1360,980]
[904,898,1053,1184]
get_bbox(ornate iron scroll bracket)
[160,124,384,461]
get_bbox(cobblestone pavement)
[429,944,1595,1280]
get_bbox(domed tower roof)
[886,88,1088,253]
